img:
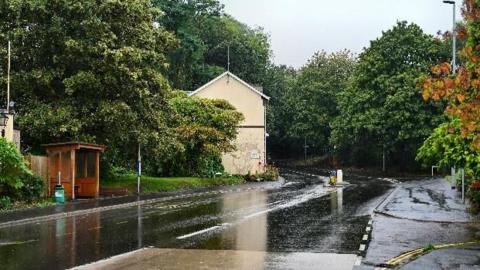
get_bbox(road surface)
[0,169,393,270]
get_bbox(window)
[76,152,85,178]
[87,152,95,177]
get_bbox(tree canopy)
[422,0,480,149]
[0,0,247,177]
[153,0,270,90]
[331,21,449,169]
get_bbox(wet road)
[0,170,393,270]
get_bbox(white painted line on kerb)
[362,234,368,241]
[359,244,366,251]
[176,223,230,240]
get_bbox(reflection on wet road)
[0,170,393,270]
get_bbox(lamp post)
[443,0,456,74]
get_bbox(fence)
[25,155,48,195]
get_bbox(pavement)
[73,248,359,270]
[359,178,480,269]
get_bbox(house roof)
[189,71,270,100]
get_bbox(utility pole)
[7,41,10,112]
[227,45,230,72]
[443,0,456,74]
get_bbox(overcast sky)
[219,0,462,68]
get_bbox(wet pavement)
[0,169,394,270]
[75,248,359,270]
[360,178,480,269]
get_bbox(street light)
[443,0,456,74]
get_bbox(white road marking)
[176,223,230,240]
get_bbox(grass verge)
[0,198,56,213]
[102,174,246,194]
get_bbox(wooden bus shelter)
[44,142,105,199]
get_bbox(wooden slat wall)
[25,155,48,196]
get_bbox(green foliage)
[262,64,298,157]
[331,21,449,169]
[0,0,178,171]
[154,0,270,90]
[0,138,28,191]
[423,244,436,253]
[150,92,243,176]
[0,196,12,210]
[0,138,43,204]
[264,51,356,158]
[18,174,44,202]
[102,174,245,193]
[289,50,356,155]
[416,118,480,178]
[244,165,279,182]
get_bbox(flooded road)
[0,170,393,270]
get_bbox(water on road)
[0,170,393,270]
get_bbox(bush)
[199,156,224,178]
[0,138,44,202]
[467,180,480,212]
[0,138,29,191]
[18,174,45,202]
[244,165,279,182]
[0,196,12,210]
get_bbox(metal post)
[443,1,456,74]
[451,167,456,189]
[7,41,10,113]
[461,168,465,203]
[304,137,307,166]
[137,144,141,195]
[227,45,230,72]
[452,1,456,74]
[382,145,386,172]
[431,165,439,177]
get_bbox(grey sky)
[219,0,462,68]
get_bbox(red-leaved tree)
[422,0,480,149]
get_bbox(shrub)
[18,174,45,202]
[0,138,29,193]
[262,165,279,181]
[244,165,279,182]
[468,181,480,207]
[0,196,12,210]
[0,138,44,202]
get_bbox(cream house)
[189,71,269,175]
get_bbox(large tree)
[154,0,271,90]
[331,21,449,170]
[422,0,480,150]
[0,0,179,169]
[288,50,356,156]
